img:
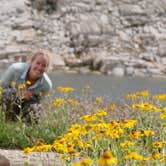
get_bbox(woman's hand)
[18,90,33,101]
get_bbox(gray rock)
[119,5,145,16]
[0,0,166,77]
[112,67,125,76]
[126,67,134,76]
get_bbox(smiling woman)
[0,50,53,124]
[27,51,50,85]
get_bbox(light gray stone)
[126,67,134,76]
[119,5,145,16]
[112,67,125,76]
[0,0,166,77]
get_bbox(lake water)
[49,72,166,102]
[0,69,165,102]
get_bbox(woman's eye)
[42,64,47,68]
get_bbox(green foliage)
[1,86,166,166]
[0,110,67,149]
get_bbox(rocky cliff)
[0,0,166,77]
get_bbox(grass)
[0,85,166,165]
[0,111,67,149]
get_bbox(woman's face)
[29,55,49,79]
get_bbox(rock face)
[0,0,166,77]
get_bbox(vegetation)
[0,85,166,165]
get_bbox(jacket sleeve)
[0,65,16,87]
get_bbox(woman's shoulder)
[9,62,29,71]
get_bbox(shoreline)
[49,69,166,79]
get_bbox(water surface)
[50,72,166,102]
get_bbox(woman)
[0,51,52,123]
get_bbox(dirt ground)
[0,149,64,166]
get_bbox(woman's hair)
[29,51,50,66]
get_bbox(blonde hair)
[28,49,52,71]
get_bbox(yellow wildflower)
[160,112,166,119]
[18,83,25,90]
[145,152,162,161]
[35,139,44,146]
[10,81,16,87]
[132,102,159,112]
[67,99,78,106]
[84,142,92,149]
[95,109,107,116]
[34,144,52,152]
[152,141,165,149]
[128,131,142,139]
[98,150,117,166]
[120,120,137,129]
[108,103,116,110]
[125,93,137,100]
[26,80,32,85]
[68,148,80,157]
[151,152,162,159]
[80,114,98,122]
[95,97,103,103]
[52,98,64,106]
[124,152,144,161]
[77,141,84,149]
[58,86,74,93]
[23,147,34,154]
[153,94,166,100]
[120,141,135,147]
[136,90,149,97]
[141,130,155,136]
[80,158,93,166]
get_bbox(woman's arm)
[0,64,16,87]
